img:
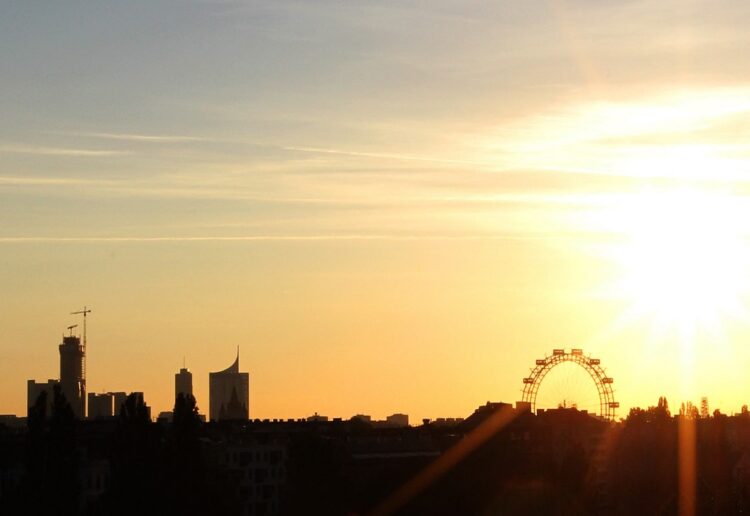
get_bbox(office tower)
[175,366,193,399]
[209,349,249,421]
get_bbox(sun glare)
[609,189,750,336]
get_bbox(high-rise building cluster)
[26,329,152,420]
[27,314,251,422]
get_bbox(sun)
[607,188,750,337]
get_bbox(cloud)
[0,176,116,187]
[0,143,126,157]
[0,173,598,206]
[473,87,750,180]
[281,145,484,166]
[63,132,207,143]
[0,234,560,244]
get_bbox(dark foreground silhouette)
[2,394,750,515]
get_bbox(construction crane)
[67,324,78,337]
[71,306,92,387]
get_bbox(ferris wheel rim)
[521,348,618,421]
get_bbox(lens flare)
[612,189,750,334]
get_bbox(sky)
[4,0,750,421]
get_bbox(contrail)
[0,143,126,157]
[281,145,486,166]
[60,131,207,143]
[0,234,581,244]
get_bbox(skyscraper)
[59,333,85,418]
[175,366,193,399]
[209,349,249,421]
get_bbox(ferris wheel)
[521,348,619,421]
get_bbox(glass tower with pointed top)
[208,349,249,421]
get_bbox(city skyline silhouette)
[4,1,750,514]
[12,308,745,428]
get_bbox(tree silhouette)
[48,384,78,515]
[27,390,48,434]
[119,391,150,424]
[658,395,670,417]
[104,392,163,515]
[24,390,48,515]
[614,398,677,513]
[173,392,200,439]
[168,393,239,515]
[21,386,78,515]
[168,393,203,512]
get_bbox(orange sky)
[4,1,750,421]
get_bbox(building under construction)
[59,332,86,418]
[27,308,90,419]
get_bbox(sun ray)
[592,186,750,397]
